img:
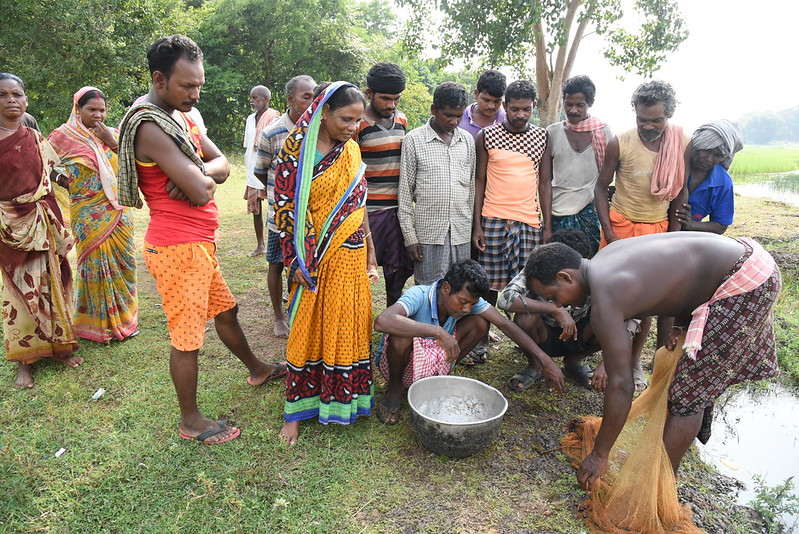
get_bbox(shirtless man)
[118,35,285,445]
[525,232,780,487]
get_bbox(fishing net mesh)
[562,339,706,534]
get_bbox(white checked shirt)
[398,120,476,247]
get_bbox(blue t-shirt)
[688,164,734,226]
[398,280,490,336]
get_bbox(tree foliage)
[0,0,199,132]
[739,107,799,145]
[397,0,688,126]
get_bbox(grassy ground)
[2,158,797,533]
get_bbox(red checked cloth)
[378,334,452,388]
[683,238,776,360]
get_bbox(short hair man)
[593,80,691,391]
[254,74,316,339]
[118,35,285,445]
[243,85,275,257]
[525,233,780,491]
[470,79,547,363]
[540,75,612,253]
[459,69,507,139]
[675,120,744,235]
[399,82,476,285]
[374,259,564,425]
[497,229,600,391]
[356,62,412,306]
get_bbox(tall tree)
[398,0,688,126]
[1,0,200,133]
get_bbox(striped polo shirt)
[356,107,408,212]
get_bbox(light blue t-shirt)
[397,280,490,336]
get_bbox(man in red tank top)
[123,35,286,445]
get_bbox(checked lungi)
[478,216,542,291]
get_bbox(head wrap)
[691,119,744,170]
[366,71,406,95]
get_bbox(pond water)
[699,385,799,530]
[735,171,799,207]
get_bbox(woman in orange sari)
[48,87,138,342]
[0,73,80,388]
[274,82,377,444]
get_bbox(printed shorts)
[144,241,236,351]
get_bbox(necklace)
[0,124,20,133]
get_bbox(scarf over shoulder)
[116,102,205,208]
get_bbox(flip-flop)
[633,367,649,392]
[507,366,543,392]
[179,421,241,445]
[376,397,402,426]
[564,363,594,390]
[247,361,288,386]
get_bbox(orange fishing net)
[562,339,706,534]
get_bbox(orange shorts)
[599,210,669,249]
[144,241,236,351]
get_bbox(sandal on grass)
[507,366,544,392]
[376,397,402,426]
[564,363,594,390]
[179,420,241,445]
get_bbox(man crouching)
[374,259,564,425]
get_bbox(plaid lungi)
[479,216,542,291]
[551,202,601,255]
[668,241,781,416]
[415,231,470,285]
[377,334,452,388]
[244,186,267,215]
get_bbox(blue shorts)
[266,229,283,264]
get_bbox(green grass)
[729,145,799,177]
[1,156,793,533]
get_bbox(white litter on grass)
[92,388,105,399]
[54,448,66,458]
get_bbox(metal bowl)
[407,375,508,458]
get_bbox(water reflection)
[735,172,799,207]
[699,384,799,529]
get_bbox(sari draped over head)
[274,81,367,325]
[273,82,373,426]
[0,127,78,362]
[48,86,139,342]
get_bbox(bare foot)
[273,319,290,339]
[247,248,266,257]
[279,421,300,445]
[52,354,84,368]
[179,419,241,444]
[246,362,287,386]
[15,363,34,389]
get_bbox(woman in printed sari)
[274,82,377,444]
[0,73,81,388]
[48,87,139,342]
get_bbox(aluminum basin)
[407,375,508,458]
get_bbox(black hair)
[77,89,107,108]
[0,73,25,92]
[505,80,536,103]
[631,80,677,118]
[524,243,582,286]
[562,75,596,106]
[325,84,366,111]
[443,260,489,299]
[313,82,332,99]
[476,69,506,98]
[285,75,316,96]
[366,62,405,91]
[146,35,203,77]
[550,228,593,259]
[433,82,467,110]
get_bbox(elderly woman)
[676,120,744,234]
[274,82,377,444]
[48,87,139,342]
[0,73,81,388]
